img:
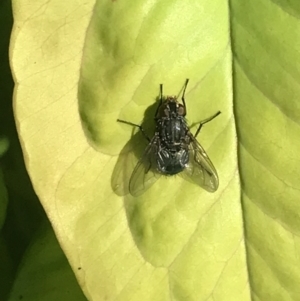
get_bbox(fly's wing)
[182,134,219,192]
[129,135,161,196]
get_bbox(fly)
[117,79,221,196]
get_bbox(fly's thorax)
[156,117,188,146]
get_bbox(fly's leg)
[117,119,151,142]
[155,83,164,117]
[194,111,221,138]
[181,78,189,114]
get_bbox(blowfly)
[117,79,221,196]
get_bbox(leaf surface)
[11,0,300,300]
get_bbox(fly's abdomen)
[157,148,189,175]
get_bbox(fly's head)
[157,96,186,119]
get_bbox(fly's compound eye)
[178,105,186,116]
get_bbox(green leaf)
[8,221,88,301]
[231,1,300,300]
[11,0,300,301]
